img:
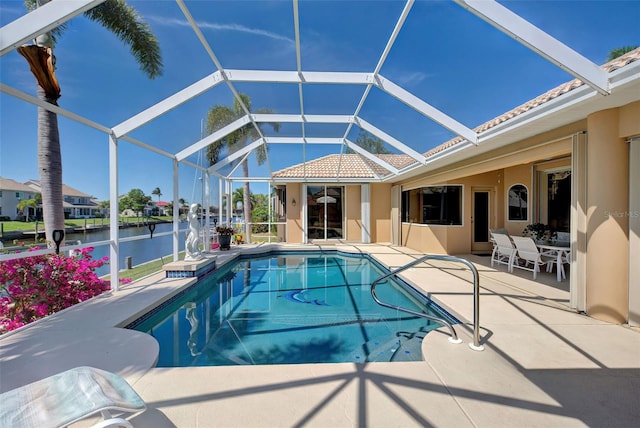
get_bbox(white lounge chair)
[490,232,517,272]
[511,236,556,280]
[0,366,146,428]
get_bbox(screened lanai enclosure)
[1,0,636,291]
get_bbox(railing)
[371,254,483,351]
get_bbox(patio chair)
[511,236,556,280]
[0,366,146,428]
[490,232,517,272]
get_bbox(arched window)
[508,184,528,221]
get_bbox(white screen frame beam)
[375,75,478,144]
[454,0,609,95]
[345,139,399,175]
[112,71,224,137]
[0,0,106,56]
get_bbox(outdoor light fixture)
[52,229,64,255]
[292,198,296,207]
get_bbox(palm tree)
[178,198,188,216]
[17,0,162,246]
[152,187,162,202]
[607,45,639,61]
[232,187,245,213]
[17,199,38,222]
[205,93,279,243]
[346,130,391,154]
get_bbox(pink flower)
[0,251,109,334]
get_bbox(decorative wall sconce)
[292,198,297,207]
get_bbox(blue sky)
[1,0,638,204]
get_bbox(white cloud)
[392,71,433,87]
[148,16,295,46]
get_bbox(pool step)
[352,335,424,362]
[390,336,423,362]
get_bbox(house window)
[401,185,462,226]
[16,192,20,198]
[508,184,528,221]
[537,167,571,232]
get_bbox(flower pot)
[218,234,232,250]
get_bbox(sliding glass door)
[537,167,571,232]
[306,186,343,240]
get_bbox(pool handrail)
[371,254,483,351]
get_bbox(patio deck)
[1,244,638,427]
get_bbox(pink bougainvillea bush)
[0,248,110,334]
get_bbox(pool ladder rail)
[370,254,484,351]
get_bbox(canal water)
[67,222,186,277]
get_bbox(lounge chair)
[0,366,146,428]
[490,232,517,272]
[511,236,556,280]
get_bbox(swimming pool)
[128,251,458,366]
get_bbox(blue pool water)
[128,252,458,366]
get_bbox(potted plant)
[523,223,555,244]
[215,224,235,250]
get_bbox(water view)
[66,222,185,277]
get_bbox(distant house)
[25,180,103,219]
[155,201,170,216]
[0,177,37,220]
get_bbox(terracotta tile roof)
[424,48,640,158]
[273,154,405,179]
[376,154,418,170]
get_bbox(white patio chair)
[0,366,146,428]
[511,236,556,280]
[490,232,517,272]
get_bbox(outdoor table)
[537,243,570,282]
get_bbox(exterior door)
[472,189,492,253]
[306,186,343,240]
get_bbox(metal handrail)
[371,254,483,351]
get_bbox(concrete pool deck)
[1,243,638,427]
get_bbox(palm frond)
[84,0,162,78]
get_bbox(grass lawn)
[106,251,186,283]
[0,216,172,233]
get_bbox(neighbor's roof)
[273,48,640,180]
[25,179,93,198]
[0,177,36,192]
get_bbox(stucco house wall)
[371,183,391,243]
[393,100,640,324]
[285,183,303,244]
[345,185,361,242]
